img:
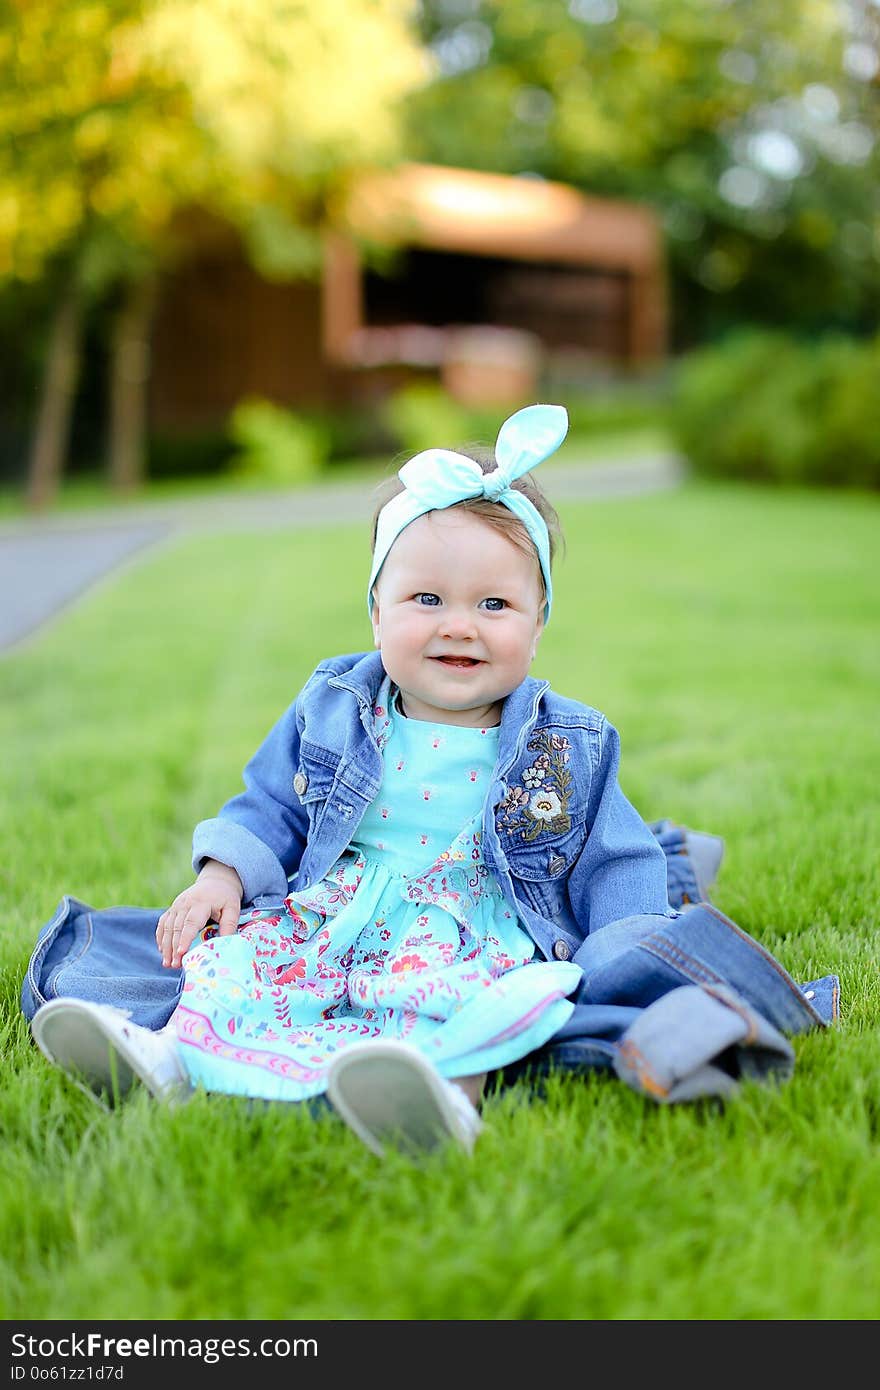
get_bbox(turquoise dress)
[173,680,581,1101]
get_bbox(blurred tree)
[0,0,425,506]
[406,0,880,345]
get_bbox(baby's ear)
[531,611,545,660]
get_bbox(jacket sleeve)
[566,718,672,937]
[191,694,310,904]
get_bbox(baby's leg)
[452,1072,486,1107]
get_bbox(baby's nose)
[438,607,477,639]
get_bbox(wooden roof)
[344,162,662,273]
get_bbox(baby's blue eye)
[415,593,441,607]
[482,597,506,612]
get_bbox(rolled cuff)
[612,983,795,1103]
[192,818,290,904]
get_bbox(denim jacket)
[192,650,675,967]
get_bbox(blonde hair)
[370,446,563,601]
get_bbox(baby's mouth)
[432,655,482,668]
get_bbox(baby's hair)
[370,445,564,601]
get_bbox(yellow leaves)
[74,110,115,157]
[0,0,426,282]
[71,3,111,42]
[137,0,426,174]
[0,192,18,238]
[106,23,145,96]
[0,178,84,280]
[0,190,21,276]
[43,183,84,237]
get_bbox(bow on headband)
[368,402,568,623]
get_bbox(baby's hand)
[157,861,243,969]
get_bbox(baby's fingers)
[216,901,242,936]
[157,895,192,951]
[156,901,202,968]
[157,906,184,967]
[169,907,211,968]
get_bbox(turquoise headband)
[368,402,568,624]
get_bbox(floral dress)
[172,682,581,1101]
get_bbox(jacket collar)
[327,651,386,708]
[328,650,549,762]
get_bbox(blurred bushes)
[379,376,669,457]
[380,382,471,455]
[561,379,671,438]
[121,376,672,490]
[148,429,237,480]
[670,331,880,488]
[228,398,330,485]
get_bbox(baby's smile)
[430,655,483,669]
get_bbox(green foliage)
[558,376,672,438]
[147,429,236,481]
[381,381,472,454]
[380,377,671,460]
[669,331,880,487]
[409,1,880,338]
[228,397,330,485]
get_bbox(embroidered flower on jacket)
[529,789,562,820]
[496,729,573,841]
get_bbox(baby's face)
[371,508,545,727]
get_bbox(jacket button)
[292,772,308,797]
[548,853,566,875]
[552,939,572,961]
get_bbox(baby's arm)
[191,695,311,903]
[567,718,672,938]
[158,691,312,967]
[156,859,243,969]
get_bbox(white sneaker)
[326,1039,483,1158]
[31,999,191,1106]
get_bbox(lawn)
[1,478,878,1321]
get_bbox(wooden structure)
[149,163,667,431]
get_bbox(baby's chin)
[396,686,507,726]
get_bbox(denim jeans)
[498,902,838,1101]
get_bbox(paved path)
[0,452,684,653]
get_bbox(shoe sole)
[326,1041,476,1157]
[31,1000,187,1106]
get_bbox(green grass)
[1,478,879,1320]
